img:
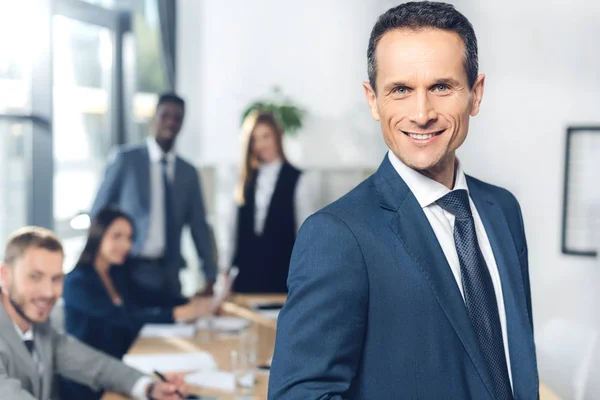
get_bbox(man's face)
[153,102,184,152]
[364,28,485,174]
[1,248,64,324]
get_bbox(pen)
[153,370,200,399]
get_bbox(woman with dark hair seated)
[60,206,216,400]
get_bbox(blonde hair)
[4,226,63,266]
[236,110,287,205]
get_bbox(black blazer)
[60,263,185,400]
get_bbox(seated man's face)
[4,248,64,324]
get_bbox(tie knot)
[160,156,168,166]
[24,339,34,354]
[436,189,472,219]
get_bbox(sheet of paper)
[196,317,251,332]
[139,323,196,338]
[123,352,217,374]
[184,370,235,392]
[257,309,280,320]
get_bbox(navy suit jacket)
[60,264,186,400]
[269,156,538,400]
[90,144,217,282]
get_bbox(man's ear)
[363,81,381,121]
[470,74,485,117]
[0,263,13,290]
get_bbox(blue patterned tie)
[161,157,176,264]
[437,190,513,400]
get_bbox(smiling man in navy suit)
[269,2,538,399]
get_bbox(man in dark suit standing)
[91,94,217,303]
[269,2,538,399]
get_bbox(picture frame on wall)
[561,126,600,257]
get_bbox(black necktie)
[437,190,513,400]
[161,157,176,263]
[24,339,35,355]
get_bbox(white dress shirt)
[254,161,283,235]
[12,323,153,399]
[140,138,176,258]
[220,160,317,270]
[387,151,513,389]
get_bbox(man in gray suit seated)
[0,226,186,400]
[91,93,217,304]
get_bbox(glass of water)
[230,324,258,398]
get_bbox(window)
[0,121,28,255]
[131,0,166,143]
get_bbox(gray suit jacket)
[90,144,217,282]
[0,302,144,400]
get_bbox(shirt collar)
[258,159,283,175]
[387,150,469,209]
[13,321,34,341]
[147,137,176,163]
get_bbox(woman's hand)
[173,296,214,322]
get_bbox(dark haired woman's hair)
[75,206,134,268]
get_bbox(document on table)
[196,317,251,332]
[139,323,196,338]
[123,352,217,374]
[256,309,281,320]
[184,370,235,392]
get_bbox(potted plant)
[240,86,305,135]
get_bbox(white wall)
[176,0,391,169]
[178,0,600,397]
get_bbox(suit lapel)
[137,147,151,211]
[468,177,538,398]
[373,158,496,399]
[0,302,41,397]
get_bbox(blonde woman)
[224,111,316,293]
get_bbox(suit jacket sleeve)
[188,168,217,282]
[268,211,369,400]
[52,328,144,395]
[90,148,125,217]
[0,356,37,400]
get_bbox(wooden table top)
[103,294,283,400]
[103,294,560,400]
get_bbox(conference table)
[103,294,560,400]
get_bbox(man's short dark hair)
[157,93,185,112]
[367,1,478,93]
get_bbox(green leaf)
[241,90,305,136]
